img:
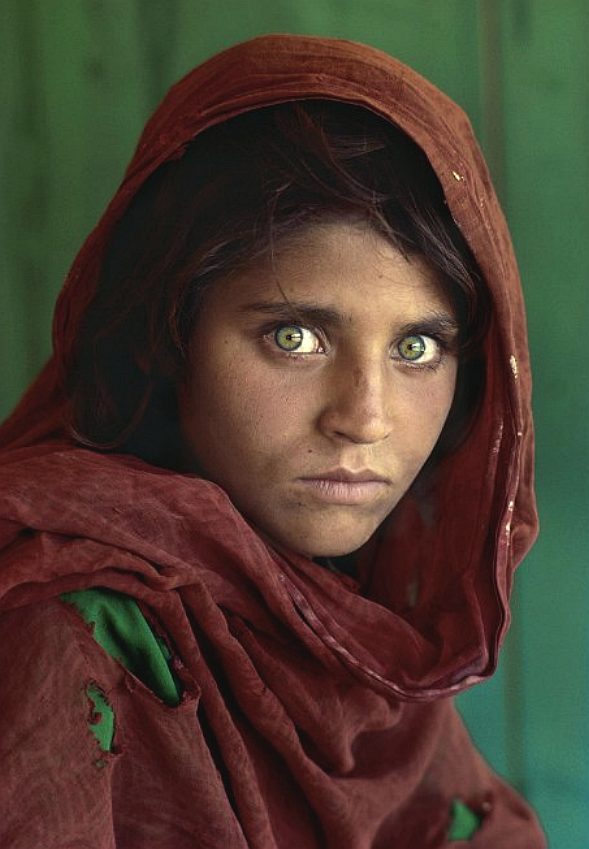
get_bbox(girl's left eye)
[395,334,441,365]
[274,324,323,354]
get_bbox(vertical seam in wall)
[14,0,51,372]
[478,0,507,198]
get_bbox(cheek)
[431,368,458,428]
[429,369,458,442]
[182,350,302,461]
[399,367,457,458]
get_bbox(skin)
[178,220,459,558]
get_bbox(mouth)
[297,468,391,505]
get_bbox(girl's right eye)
[273,324,324,354]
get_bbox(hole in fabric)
[62,588,183,706]
[86,682,115,754]
[447,798,481,841]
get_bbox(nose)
[317,359,392,445]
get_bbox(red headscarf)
[0,35,543,847]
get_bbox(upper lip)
[300,468,391,483]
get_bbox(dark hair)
[67,100,489,468]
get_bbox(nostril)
[322,404,391,445]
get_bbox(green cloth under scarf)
[61,587,183,751]
[448,798,481,841]
[60,587,479,840]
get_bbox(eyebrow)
[239,300,460,337]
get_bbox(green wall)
[2,3,587,845]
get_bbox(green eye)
[398,335,427,361]
[275,325,304,351]
[273,324,323,354]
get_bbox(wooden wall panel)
[499,1,589,845]
[1,0,149,408]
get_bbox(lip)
[297,468,391,505]
[301,468,391,484]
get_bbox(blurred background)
[1,2,587,845]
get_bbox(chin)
[292,524,378,559]
[250,506,388,561]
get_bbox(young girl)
[0,34,545,848]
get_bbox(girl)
[0,34,545,848]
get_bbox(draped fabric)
[0,35,544,847]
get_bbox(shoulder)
[0,595,125,761]
[0,593,123,689]
[0,596,122,847]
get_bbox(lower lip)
[297,478,389,505]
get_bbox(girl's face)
[179,221,458,558]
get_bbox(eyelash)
[260,322,452,371]
[393,334,448,371]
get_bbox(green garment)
[448,798,481,841]
[61,587,479,840]
[61,587,183,751]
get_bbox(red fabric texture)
[0,35,544,847]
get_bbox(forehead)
[213,221,454,321]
